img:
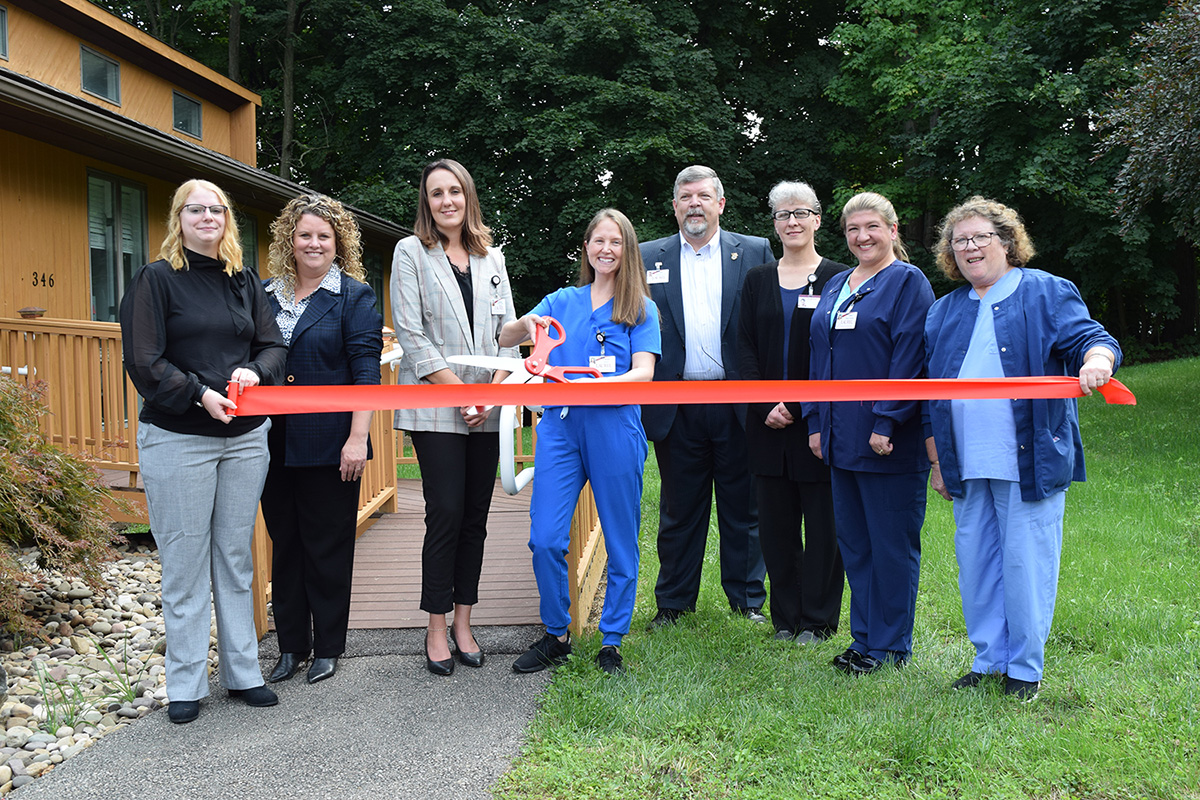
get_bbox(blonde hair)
[935,196,1036,281]
[576,209,650,327]
[413,159,493,256]
[840,191,910,263]
[267,194,366,296]
[159,179,243,275]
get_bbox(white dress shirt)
[679,229,724,380]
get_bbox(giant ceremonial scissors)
[448,317,600,495]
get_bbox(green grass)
[495,357,1200,799]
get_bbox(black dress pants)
[755,473,843,635]
[261,454,360,658]
[652,402,766,612]
[410,430,500,614]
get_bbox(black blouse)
[737,257,849,480]
[120,249,287,437]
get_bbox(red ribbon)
[226,377,1135,416]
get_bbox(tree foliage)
[86,0,1198,354]
[1102,1,1200,244]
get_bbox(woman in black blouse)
[121,179,286,724]
[737,180,848,642]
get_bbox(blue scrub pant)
[529,405,648,646]
[831,467,926,660]
[953,479,1065,682]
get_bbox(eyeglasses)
[772,208,818,221]
[182,204,229,216]
[951,232,1000,250]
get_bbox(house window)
[364,248,385,315]
[81,46,120,104]
[88,173,147,322]
[173,91,202,138]
[1,6,9,61]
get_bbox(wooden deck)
[348,478,540,629]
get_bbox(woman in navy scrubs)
[805,191,935,675]
[501,209,661,676]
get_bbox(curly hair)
[576,209,650,327]
[413,159,493,256]
[159,179,244,275]
[934,196,1036,281]
[839,191,910,263]
[267,194,366,296]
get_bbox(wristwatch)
[195,384,210,407]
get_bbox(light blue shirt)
[951,268,1023,481]
[679,229,724,379]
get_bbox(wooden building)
[0,0,404,323]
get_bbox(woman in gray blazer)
[391,159,518,675]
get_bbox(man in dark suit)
[640,165,774,628]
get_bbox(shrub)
[0,376,124,634]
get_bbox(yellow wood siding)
[5,5,248,163]
[1,131,275,321]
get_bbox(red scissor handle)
[523,317,602,383]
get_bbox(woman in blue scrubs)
[926,197,1119,701]
[805,191,935,675]
[501,209,661,675]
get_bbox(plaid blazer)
[389,235,518,433]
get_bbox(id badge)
[589,355,617,373]
[797,294,821,310]
[834,311,858,330]
[647,269,669,285]
[491,298,505,314]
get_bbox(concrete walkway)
[14,626,548,800]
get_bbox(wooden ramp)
[348,478,540,629]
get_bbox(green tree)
[825,0,1177,349]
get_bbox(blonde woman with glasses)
[120,179,287,724]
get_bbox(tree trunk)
[228,0,241,83]
[278,0,298,179]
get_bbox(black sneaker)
[735,606,768,624]
[831,647,864,673]
[1005,677,1039,702]
[512,632,572,673]
[596,645,623,675]
[951,671,986,690]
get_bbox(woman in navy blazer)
[805,191,935,675]
[261,194,383,685]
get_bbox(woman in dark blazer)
[261,194,383,685]
[738,181,848,643]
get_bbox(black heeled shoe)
[425,628,454,676]
[450,627,484,668]
[307,656,337,684]
[267,652,304,683]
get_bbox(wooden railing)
[1,318,604,638]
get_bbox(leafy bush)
[0,376,124,634]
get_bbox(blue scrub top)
[530,286,661,406]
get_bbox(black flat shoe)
[832,647,865,674]
[227,685,278,707]
[167,700,199,724]
[267,652,304,683]
[425,631,454,676]
[307,656,337,684]
[450,628,484,668]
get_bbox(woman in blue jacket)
[261,194,383,686]
[925,197,1119,701]
[501,209,660,676]
[805,191,935,675]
